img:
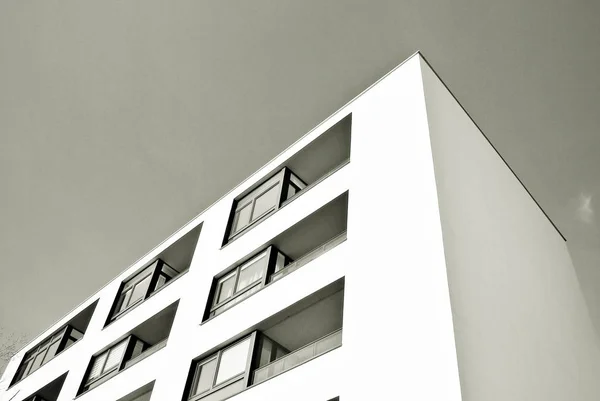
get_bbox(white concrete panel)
[421,57,600,401]
[341,55,462,401]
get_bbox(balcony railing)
[124,339,167,369]
[270,231,347,283]
[252,329,342,385]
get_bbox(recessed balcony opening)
[80,302,178,394]
[268,191,348,283]
[10,301,98,386]
[187,279,344,401]
[252,282,344,385]
[222,114,351,245]
[204,192,348,321]
[106,224,201,324]
[117,381,154,401]
[21,372,67,401]
[156,223,203,274]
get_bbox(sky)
[1,0,600,374]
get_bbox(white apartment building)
[2,52,599,401]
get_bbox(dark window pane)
[16,358,32,380]
[232,203,252,234]
[192,358,217,396]
[44,340,61,363]
[236,253,267,292]
[215,272,236,305]
[215,338,251,385]
[30,351,46,373]
[37,339,51,352]
[116,289,132,313]
[129,275,152,305]
[252,184,279,220]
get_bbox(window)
[206,247,292,320]
[214,338,251,385]
[206,192,348,322]
[189,337,253,400]
[226,168,307,242]
[187,306,342,401]
[109,259,179,322]
[12,325,84,383]
[191,282,345,400]
[81,302,177,395]
[87,339,128,383]
[81,336,150,393]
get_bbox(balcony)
[18,373,67,401]
[253,329,342,384]
[222,114,351,246]
[186,279,344,401]
[106,224,201,325]
[123,339,168,369]
[79,302,177,395]
[270,231,347,283]
[204,193,348,322]
[10,301,97,387]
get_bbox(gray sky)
[1,0,600,373]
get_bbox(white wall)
[341,55,463,401]
[421,57,600,401]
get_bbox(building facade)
[2,53,599,401]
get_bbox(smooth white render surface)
[2,52,593,401]
[341,55,462,401]
[421,58,600,401]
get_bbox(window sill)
[188,375,244,401]
[220,159,350,250]
[209,281,262,316]
[103,269,188,330]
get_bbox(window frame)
[211,250,268,308]
[188,333,257,401]
[229,170,286,238]
[81,335,147,393]
[11,325,83,384]
[84,338,129,388]
[206,247,291,320]
[225,167,307,243]
[108,259,178,323]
